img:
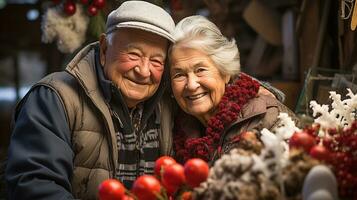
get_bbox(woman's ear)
[99,33,107,66]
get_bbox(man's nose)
[186,74,200,90]
[134,58,151,77]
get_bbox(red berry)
[52,0,61,4]
[88,5,98,16]
[122,195,135,200]
[98,179,125,200]
[170,0,183,11]
[328,128,338,136]
[93,0,106,9]
[131,175,161,200]
[64,1,76,16]
[322,137,334,150]
[181,191,193,200]
[350,140,357,149]
[351,120,357,129]
[184,158,209,188]
[309,145,330,162]
[240,131,257,141]
[289,131,316,152]
[154,156,176,179]
[161,180,177,196]
[80,0,89,4]
[161,163,185,194]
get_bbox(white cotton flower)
[240,172,251,182]
[260,113,299,169]
[251,154,270,175]
[41,4,89,53]
[310,88,357,129]
[260,128,278,148]
[274,113,301,140]
[280,142,290,167]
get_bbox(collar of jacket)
[225,95,279,134]
[181,95,279,137]
[64,42,119,173]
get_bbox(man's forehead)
[114,28,170,42]
[110,30,168,57]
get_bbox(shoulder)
[13,85,69,131]
[245,95,299,130]
[30,72,82,113]
[36,71,78,91]
[242,94,293,115]
[15,73,72,117]
[29,72,84,129]
[239,95,280,121]
[34,71,81,100]
[229,95,298,134]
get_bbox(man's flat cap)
[106,1,175,43]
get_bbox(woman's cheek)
[171,83,184,97]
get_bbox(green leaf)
[88,10,106,39]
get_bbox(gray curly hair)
[170,15,241,77]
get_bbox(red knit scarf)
[173,74,260,162]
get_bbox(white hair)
[106,32,115,46]
[170,15,240,76]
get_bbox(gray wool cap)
[106,1,175,43]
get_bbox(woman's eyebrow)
[171,66,184,72]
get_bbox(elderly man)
[5,1,175,199]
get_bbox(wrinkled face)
[170,47,230,124]
[99,28,168,108]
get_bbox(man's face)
[99,29,169,108]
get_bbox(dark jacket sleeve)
[5,86,75,200]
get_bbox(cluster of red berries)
[289,120,357,199]
[52,0,106,16]
[98,156,210,200]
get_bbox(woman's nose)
[186,74,200,90]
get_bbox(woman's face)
[170,47,230,124]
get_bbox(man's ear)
[99,33,107,66]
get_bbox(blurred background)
[0,0,356,162]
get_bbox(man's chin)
[123,93,152,107]
[120,86,159,106]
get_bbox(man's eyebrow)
[126,44,166,59]
[126,44,141,51]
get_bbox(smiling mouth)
[125,77,150,85]
[186,93,207,100]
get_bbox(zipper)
[105,100,124,129]
[102,115,117,178]
[135,125,142,178]
[111,109,124,129]
[104,102,120,178]
[136,147,141,178]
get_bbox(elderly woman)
[169,15,298,164]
